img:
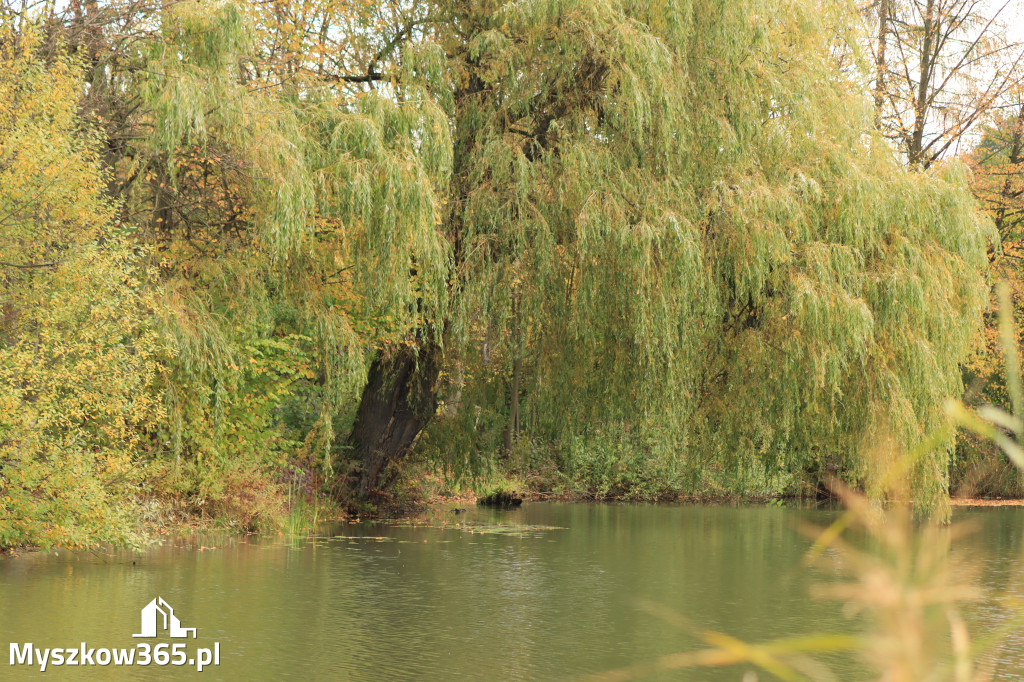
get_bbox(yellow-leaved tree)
[0,30,165,550]
[957,95,1024,496]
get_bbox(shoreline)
[950,498,1024,506]
[7,495,1024,558]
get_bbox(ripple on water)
[4,504,1024,680]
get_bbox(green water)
[2,503,1024,680]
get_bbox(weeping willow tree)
[340,0,992,509]
[13,0,991,521]
[0,0,450,530]
[100,0,451,507]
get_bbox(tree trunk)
[994,104,1024,236]
[347,342,440,501]
[345,29,483,502]
[874,0,890,129]
[509,356,521,445]
[506,286,522,452]
[909,0,937,167]
[442,360,464,418]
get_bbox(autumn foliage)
[0,36,165,548]
[0,0,1015,549]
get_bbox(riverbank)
[6,460,1024,558]
[951,497,1024,506]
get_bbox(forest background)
[2,0,1024,550]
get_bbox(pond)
[2,503,1024,680]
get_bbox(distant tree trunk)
[442,360,464,418]
[994,104,1024,236]
[509,355,521,440]
[504,287,523,453]
[874,0,889,128]
[909,0,936,167]
[348,341,440,500]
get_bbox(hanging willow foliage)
[405,0,993,511]
[50,0,993,513]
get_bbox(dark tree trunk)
[506,356,521,452]
[348,342,441,501]
[345,23,485,503]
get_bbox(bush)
[0,245,164,549]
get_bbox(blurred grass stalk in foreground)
[587,282,1024,681]
[588,486,1002,682]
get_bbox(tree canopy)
[0,0,999,547]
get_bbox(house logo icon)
[133,597,197,638]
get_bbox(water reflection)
[1,504,1022,680]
